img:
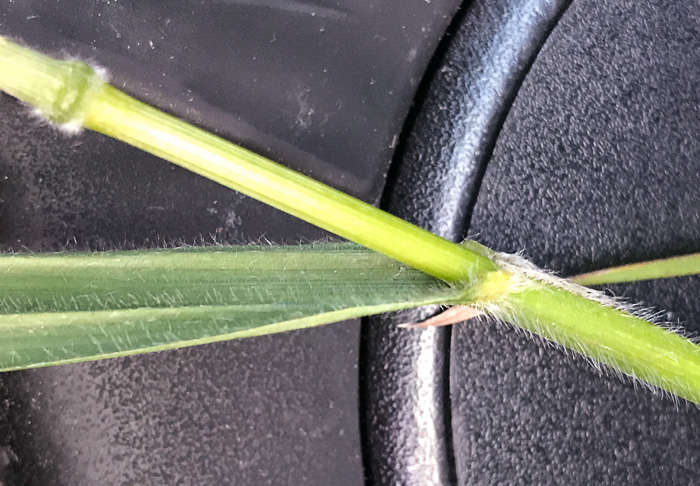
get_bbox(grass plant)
[0,37,699,404]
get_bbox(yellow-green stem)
[507,284,700,404]
[0,38,494,283]
[85,86,495,281]
[2,36,700,404]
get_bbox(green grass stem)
[507,284,700,404]
[0,37,494,284]
[1,36,700,404]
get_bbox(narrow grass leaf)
[0,244,462,370]
[571,252,700,285]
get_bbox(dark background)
[0,0,698,484]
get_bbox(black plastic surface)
[0,1,461,484]
[0,0,461,204]
[453,0,700,483]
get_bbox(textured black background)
[453,0,700,484]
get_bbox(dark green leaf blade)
[0,244,462,370]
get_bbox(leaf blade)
[0,244,461,370]
[570,252,700,285]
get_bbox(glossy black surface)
[0,1,460,484]
[0,0,460,204]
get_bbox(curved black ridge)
[359,0,572,484]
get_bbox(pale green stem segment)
[0,244,463,371]
[571,252,700,285]
[505,285,700,404]
[0,37,494,283]
[1,37,700,404]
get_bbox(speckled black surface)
[453,0,700,484]
[4,325,362,485]
[0,1,462,484]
